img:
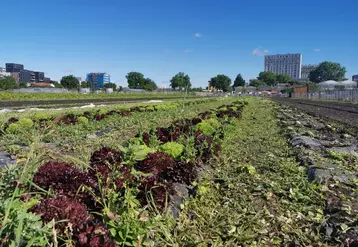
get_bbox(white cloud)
[194,33,201,38]
[313,48,321,52]
[252,47,269,56]
[184,49,191,53]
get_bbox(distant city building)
[352,75,358,82]
[3,63,50,84]
[76,77,82,82]
[86,73,110,89]
[5,63,24,73]
[301,64,318,81]
[19,70,36,83]
[35,72,44,82]
[44,77,51,82]
[264,53,302,80]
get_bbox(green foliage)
[126,72,156,91]
[195,121,216,136]
[104,188,152,246]
[257,71,277,86]
[19,82,28,88]
[170,72,191,90]
[80,81,90,88]
[0,197,52,246]
[0,76,17,90]
[206,118,220,129]
[159,142,185,159]
[249,79,265,88]
[304,82,319,92]
[142,78,157,91]
[18,118,34,129]
[60,75,80,89]
[0,92,191,101]
[208,74,232,92]
[233,74,246,87]
[276,74,292,83]
[6,123,20,134]
[77,116,89,125]
[309,61,346,83]
[129,145,155,161]
[126,72,145,89]
[103,82,117,91]
[32,112,49,120]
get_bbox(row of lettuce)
[1,99,217,134]
[0,100,247,246]
[0,92,195,101]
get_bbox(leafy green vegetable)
[129,145,155,161]
[77,116,89,125]
[18,118,34,129]
[195,121,216,136]
[159,142,185,159]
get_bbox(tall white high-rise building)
[264,53,302,80]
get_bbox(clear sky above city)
[0,0,357,88]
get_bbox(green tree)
[19,82,28,88]
[276,74,292,84]
[60,75,79,89]
[80,81,90,88]
[0,76,17,90]
[170,72,191,90]
[208,74,232,92]
[257,72,277,86]
[142,78,157,91]
[126,72,145,89]
[249,79,265,89]
[309,61,346,83]
[233,74,246,87]
[305,82,319,92]
[103,82,117,91]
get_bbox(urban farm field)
[0,92,196,102]
[0,97,357,246]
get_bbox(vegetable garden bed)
[0,99,247,246]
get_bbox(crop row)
[0,92,194,101]
[0,100,247,246]
[1,99,217,134]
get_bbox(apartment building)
[264,53,302,80]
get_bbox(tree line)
[0,61,349,91]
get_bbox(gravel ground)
[272,98,358,128]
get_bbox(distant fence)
[293,89,358,102]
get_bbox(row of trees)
[249,72,294,88]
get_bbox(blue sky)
[0,0,357,88]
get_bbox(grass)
[152,98,330,246]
